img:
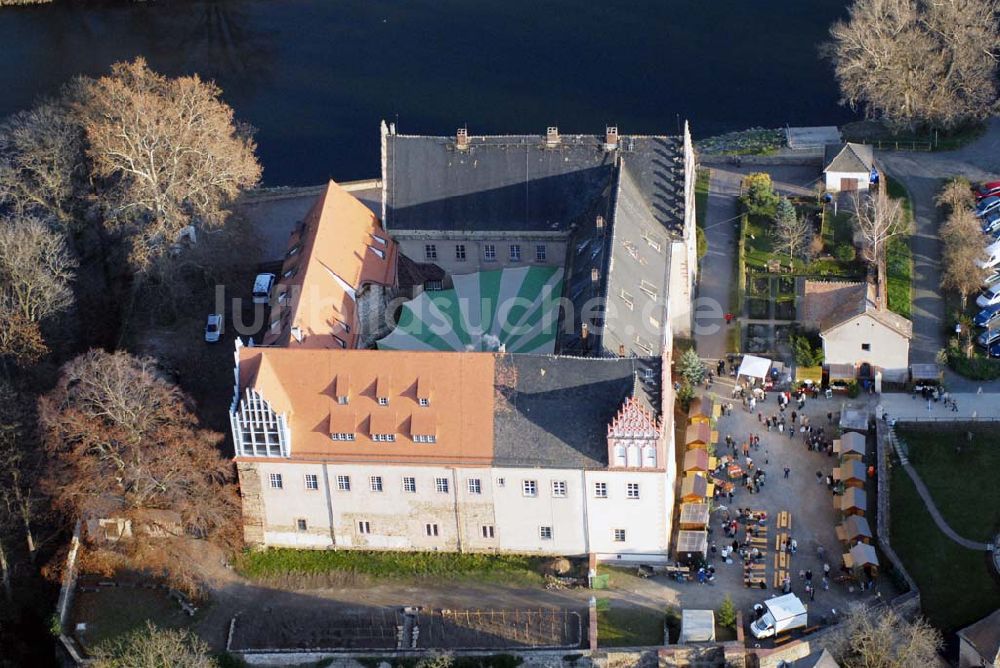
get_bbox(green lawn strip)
[883,176,914,319]
[695,168,710,229]
[895,426,1000,543]
[890,467,1000,632]
[597,603,665,647]
[235,548,546,586]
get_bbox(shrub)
[835,243,856,262]
[717,595,737,629]
[846,380,860,398]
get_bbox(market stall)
[832,459,866,488]
[683,449,710,473]
[685,422,712,449]
[678,502,710,530]
[680,473,710,502]
[675,530,709,565]
[687,396,713,425]
[836,515,873,544]
[839,487,867,517]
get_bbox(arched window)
[626,444,640,468]
[643,446,657,468]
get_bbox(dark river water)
[0,0,854,185]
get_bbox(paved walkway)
[886,425,993,552]
[696,168,741,361]
[879,392,1000,421]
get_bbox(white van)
[977,239,1000,270]
[252,273,276,304]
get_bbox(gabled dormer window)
[378,396,389,406]
[337,395,348,405]
[372,433,395,442]
[331,432,355,441]
[419,397,429,407]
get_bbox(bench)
[773,634,794,646]
[777,511,792,530]
[664,565,690,575]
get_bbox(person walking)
[778,422,784,435]
[783,466,790,478]
[809,585,816,601]
[816,470,823,484]
[827,411,833,424]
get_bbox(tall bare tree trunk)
[0,535,11,604]
[11,471,35,562]
[877,253,888,309]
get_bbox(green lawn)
[71,587,196,650]
[235,548,546,586]
[883,176,914,319]
[890,426,1000,632]
[597,604,666,647]
[695,167,710,229]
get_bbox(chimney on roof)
[604,126,619,151]
[596,215,605,232]
[581,322,589,341]
[456,128,469,150]
[591,267,600,285]
[545,126,560,147]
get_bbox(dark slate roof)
[824,142,874,174]
[788,649,840,668]
[959,609,1000,665]
[601,163,671,358]
[384,133,615,233]
[382,130,686,237]
[493,354,661,469]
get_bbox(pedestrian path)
[887,426,993,552]
[879,392,1000,422]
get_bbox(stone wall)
[237,462,266,545]
[874,420,921,611]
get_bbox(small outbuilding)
[678,502,710,530]
[688,396,714,424]
[838,431,866,461]
[685,422,711,449]
[675,530,709,564]
[836,515,873,544]
[839,487,867,516]
[833,459,867,487]
[679,609,716,643]
[680,473,710,502]
[823,142,877,193]
[843,542,879,575]
[683,449,710,473]
[957,608,1000,668]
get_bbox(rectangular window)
[862,343,871,351]
[522,480,537,497]
[304,474,319,491]
[269,473,283,490]
[358,520,371,534]
[627,483,640,499]
[337,475,351,491]
[539,526,553,540]
[296,519,308,532]
[484,244,496,261]
[435,477,449,493]
[509,244,521,261]
[378,396,389,406]
[614,529,626,542]
[455,244,466,261]
[424,244,437,260]
[403,477,416,493]
[496,477,506,488]
[419,397,429,407]
[370,476,383,492]
[372,433,396,442]
[594,482,608,498]
[468,478,482,494]
[425,523,439,537]
[331,432,356,441]
[535,244,546,262]
[337,395,349,405]
[482,525,495,539]
[551,480,567,497]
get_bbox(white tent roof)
[738,354,772,379]
[680,609,716,643]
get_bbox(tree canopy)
[827,0,1000,131]
[90,622,216,668]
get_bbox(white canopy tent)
[737,354,772,381]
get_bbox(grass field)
[890,425,1000,632]
[596,603,666,647]
[884,176,914,320]
[235,548,546,586]
[71,587,195,650]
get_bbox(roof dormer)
[376,375,392,406]
[335,374,350,405]
[417,376,431,407]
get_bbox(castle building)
[229,123,696,561]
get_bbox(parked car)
[974,305,1000,328]
[975,181,1000,200]
[204,313,223,343]
[252,272,275,304]
[977,239,1000,269]
[975,196,1000,218]
[983,269,1000,289]
[977,327,1000,348]
[977,284,1000,308]
[990,341,1000,358]
[983,211,1000,234]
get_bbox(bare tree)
[38,350,240,550]
[774,197,813,262]
[935,175,975,214]
[827,0,1000,131]
[72,57,262,272]
[940,207,989,307]
[0,216,76,365]
[90,622,215,668]
[823,604,943,668]
[852,188,910,305]
[0,102,85,231]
